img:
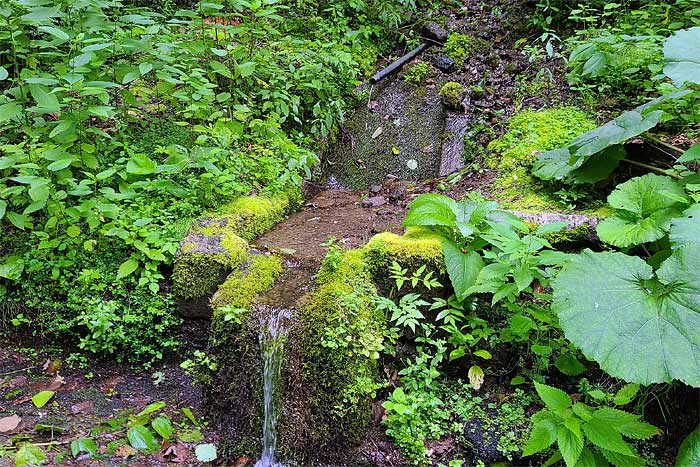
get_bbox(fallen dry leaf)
[115,444,138,458]
[160,443,190,463]
[100,376,122,395]
[70,401,94,414]
[47,375,65,391]
[0,414,21,433]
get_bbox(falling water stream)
[254,307,292,467]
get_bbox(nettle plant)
[522,382,660,467]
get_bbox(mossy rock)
[173,190,300,317]
[284,249,385,461]
[363,227,446,295]
[486,107,596,211]
[205,254,285,457]
[210,254,284,310]
[439,82,466,109]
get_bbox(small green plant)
[443,33,473,67]
[522,382,660,467]
[404,62,430,85]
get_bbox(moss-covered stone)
[210,254,284,310]
[439,82,466,109]
[363,227,446,294]
[288,249,385,460]
[173,190,300,317]
[486,107,596,211]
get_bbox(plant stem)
[621,158,682,180]
[644,135,683,155]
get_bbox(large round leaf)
[670,204,700,249]
[552,246,700,386]
[664,27,700,85]
[597,174,686,247]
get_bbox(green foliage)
[0,0,396,362]
[552,245,700,387]
[404,61,430,85]
[596,174,688,247]
[676,426,700,467]
[523,382,659,467]
[443,33,473,67]
[403,193,569,305]
[664,27,700,85]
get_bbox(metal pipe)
[369,42,429,84]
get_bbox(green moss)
[363,228,445,293]
[486,107,596,211]
[444,33,473,67]
[200,189,301,242]
[173,190,299,307]
[294,249,385,454]
[210,254,284,310]
[172,233,249,302]
[404,61,430,85]
[439,82,465,109]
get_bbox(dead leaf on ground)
[70,401,94,414]
[0,414,21,432]
[115,444,138,458]
[47,375,65,391]
[100,376,122,395]
[160,443,190,463]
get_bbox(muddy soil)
[0,322,216,467]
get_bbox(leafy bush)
[523,382,659,467]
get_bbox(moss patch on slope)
[486,107,596,211]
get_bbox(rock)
[422,22,448,44]
[434,55,455,73]
[361,196,387,208]
[370,184,382,194]
[388,184,407,203]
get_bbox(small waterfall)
[255,307,292,467]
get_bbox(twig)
[0,366,35,377]
[644,134,683,155]
[621,158,682,180]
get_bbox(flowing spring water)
[255,307,292,467]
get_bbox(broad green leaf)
[468,365,484,390]
[0,256,23,280]
[676,426,700,467]
[31,391,55,408]
[574,447,598,467]
[127,426,160,453]
[583,417,635,455]
[126,154,157,175]
[599,448,646,467]
[554,354,586,376]
[7,212,28,229]
[670,204,700,248]
[522,417,557,456]
[139,62,153,75]
[152,416,173,439]
[663,27,700,85]
[442,240,483,300]
[613,383,640,406]
[70,437,97,458]
[552,247,700,386]
[195,443,217,462]
[534,381,571,413]
[533,93,690,183]
[0,66,8,81]
[0,200,6,220]
[38,26,69,41]
[117,259,139,279]
[237,62,256,78]
[0,102,22,123]
[403,194,457,228]
[592,407,659,440]
[557,425,583,467]
[678,142,700,163]
[66,226,81,238]
[597,174,686,247]
[15,443,46,466]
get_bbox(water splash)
[255,307,292,467]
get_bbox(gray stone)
[435,55,456,73]
[422,22,448,44]
[361,196,387,208]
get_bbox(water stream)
[254,307,293,467]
